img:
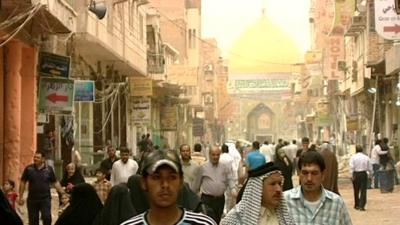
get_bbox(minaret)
[261,0,266,17]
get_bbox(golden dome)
[229,14,302,73]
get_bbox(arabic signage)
[193,118,204,137]
[132,97,151,124]
[160,106,177,131]
[38,77,74,112]
[227,73,291,94]
[38,52,71,78]
[74,80,95,102]
[129,77,153,97]
[375,0,400,40]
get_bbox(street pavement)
[17,177,400,224]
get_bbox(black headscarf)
[55,183,103,225]
[127,174,149,215]
[0,189,23,225]
[93,183,136,225]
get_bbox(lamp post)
[368,76,378,153]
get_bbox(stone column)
[4,41,22,184]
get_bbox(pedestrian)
[58,193,70,216]
[18,151,65,225]
[192,145,237,224]
[220,143,237,213]
[221,161,295,225]
[0,189,23,225]
[349,145,372,211]
[3,179,18,210]
[377,137,396,193]
[111,147,139,186]
[246,141,267,170]
[319,142,339,194]
[274,144,293,191]
[191,143,207,165]
[179,144,200,190]
[100,145,120,180]
[121,150,217,225]
[60,162,85,194]
[369,139,382,189]
[284,150,352,225]
[92,168,112,204]
[55,183,103,225]
[93,183,136,225]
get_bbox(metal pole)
[369,76,379,153]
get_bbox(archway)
[247,103,276,143]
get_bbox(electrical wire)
[156,10,298,66]
[0,3,42,48]
[0,4,38,30]
[94,83,123,134]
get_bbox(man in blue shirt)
[284,151,352,225]
[246,141,266,170]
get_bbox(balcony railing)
[147,53,165,74]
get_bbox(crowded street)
[3,0,400,224]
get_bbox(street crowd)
[1,135,399,225]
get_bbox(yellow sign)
[129,77,153,97]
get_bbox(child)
[3,179,18,210]
[58,193,70,216]
[92,168,112,204]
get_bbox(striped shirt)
[120,208,217,225]
[284,186,352,225]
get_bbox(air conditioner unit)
[352,16,366,27]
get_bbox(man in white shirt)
[111,147,139,186]
[370,140,381,189]
[349,145,372,211]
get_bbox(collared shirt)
[182,160,200,189]
[349,152,372,175]
[21,164,57,201]
[258,206,279,225]
[92,179,112,204]
[192,161,235,196]
[284,186,352,225]
[110,159,139,186]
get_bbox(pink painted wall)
[2,41,37,186]
[4,41,22,185]
[20,45,37,169]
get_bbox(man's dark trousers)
[201,193,225,224]
[27,198,51,225]
[353,171,368,209]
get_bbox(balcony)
[73,2,147,76]
[147,52,165,75]
[345,15,366,36]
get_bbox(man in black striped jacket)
[120,150,216,225]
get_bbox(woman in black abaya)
[55,183,103,225]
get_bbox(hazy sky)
[202,0,311,56]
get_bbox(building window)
[188,29,197,49]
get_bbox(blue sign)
[74,80,95,102]
[39,52,71,78]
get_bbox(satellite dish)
[88,1,107,20]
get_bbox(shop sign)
[132,97,151,124]
[74,80,95,102]
[161,106,177,131]
[38,77,74,112]
[38,52,71,78]
[130,78,153,97]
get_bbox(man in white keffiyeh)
[220,162,295,225]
